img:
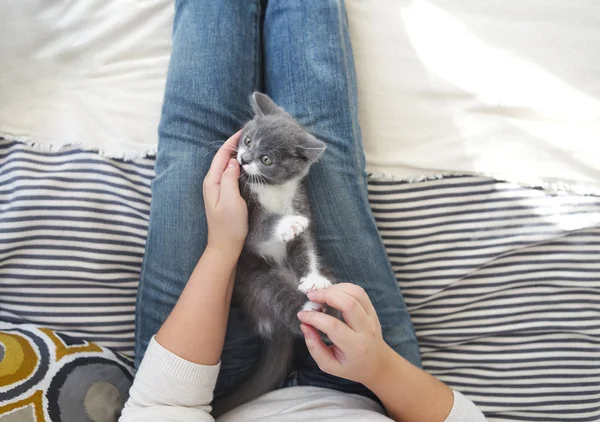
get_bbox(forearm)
[121,337,218,422]
[367,345,455,422]
[156,246,238,365]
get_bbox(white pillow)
[347,0,600,193]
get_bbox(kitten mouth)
[241,162,261,177]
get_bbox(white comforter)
[1,0,599,193]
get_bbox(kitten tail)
[211,335,294,418]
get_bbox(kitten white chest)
[251,180,298,214]
[251,180,299,264]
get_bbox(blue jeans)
[135,0,421,400]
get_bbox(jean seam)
[253,0,263,93]
[335,1,409,349]
[336,0,364,186]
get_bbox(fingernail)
[307,291,317,299]
[297,311,307,319]
[300,324,309,335]
[228,159,236,168]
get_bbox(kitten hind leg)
[297,272,332,293]
[286,237,332,311]
[301,300,325,312]
[298,272,332,312]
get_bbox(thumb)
[219,158,241,200]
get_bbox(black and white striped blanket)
[1,139,599,421]
[0,139,154,354]
[369,177,600,421]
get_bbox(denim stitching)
[336,0,364,186]
[253,0,264,93]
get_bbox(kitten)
[212,93,334,416]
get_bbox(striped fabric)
[369,176,600,422]
[0,139,154,356]
[2,138,600,420]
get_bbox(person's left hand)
[203,131,248,256]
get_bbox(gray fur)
[237,94,325,184]
[211,93,331,417]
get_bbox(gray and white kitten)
[212,93,334,416]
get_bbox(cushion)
[369,175,600,421]
[346,0,600,192]
[0,139,154,357]
[0,322,133,422]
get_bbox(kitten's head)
[237,93,326,185]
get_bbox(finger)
[310,283,377,319]
[300,323,341,375]
[306,288,370,332]
[297,310,356,350]
[204,131,242,199]
[330,283,377,318]
[218,159,242,204]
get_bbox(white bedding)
[0,0,172,158]
[1,0,600,192]
[346,0,600,192]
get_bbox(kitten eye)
[261,155,273,165]
[243,136,251,146]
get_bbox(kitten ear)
[296,135,326,162]
[251,92,282,116]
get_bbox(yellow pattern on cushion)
[0,323,133,422]
[0,390,44,421]
[39,328,102,361]
[0,333,38,385]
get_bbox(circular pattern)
[47,357,133,422]
[0,328,48,402]
[84,381,123,422]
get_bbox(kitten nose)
[240,153,252,165]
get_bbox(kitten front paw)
[297,273,332,293]
[275,215,309,242]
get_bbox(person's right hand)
[296,283,395,388]
[203,131,248,257]
[299,284,476,422]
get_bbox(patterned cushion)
[0,322,133,422]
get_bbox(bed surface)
[2,0,600,191]
[1,1,600,421]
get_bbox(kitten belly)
[258,239,287,264]
[257,319,273,337]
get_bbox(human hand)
[203,131,248,257]
[297,283,394,388]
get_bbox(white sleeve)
[119,337,221,422]
[444,390,488,422]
